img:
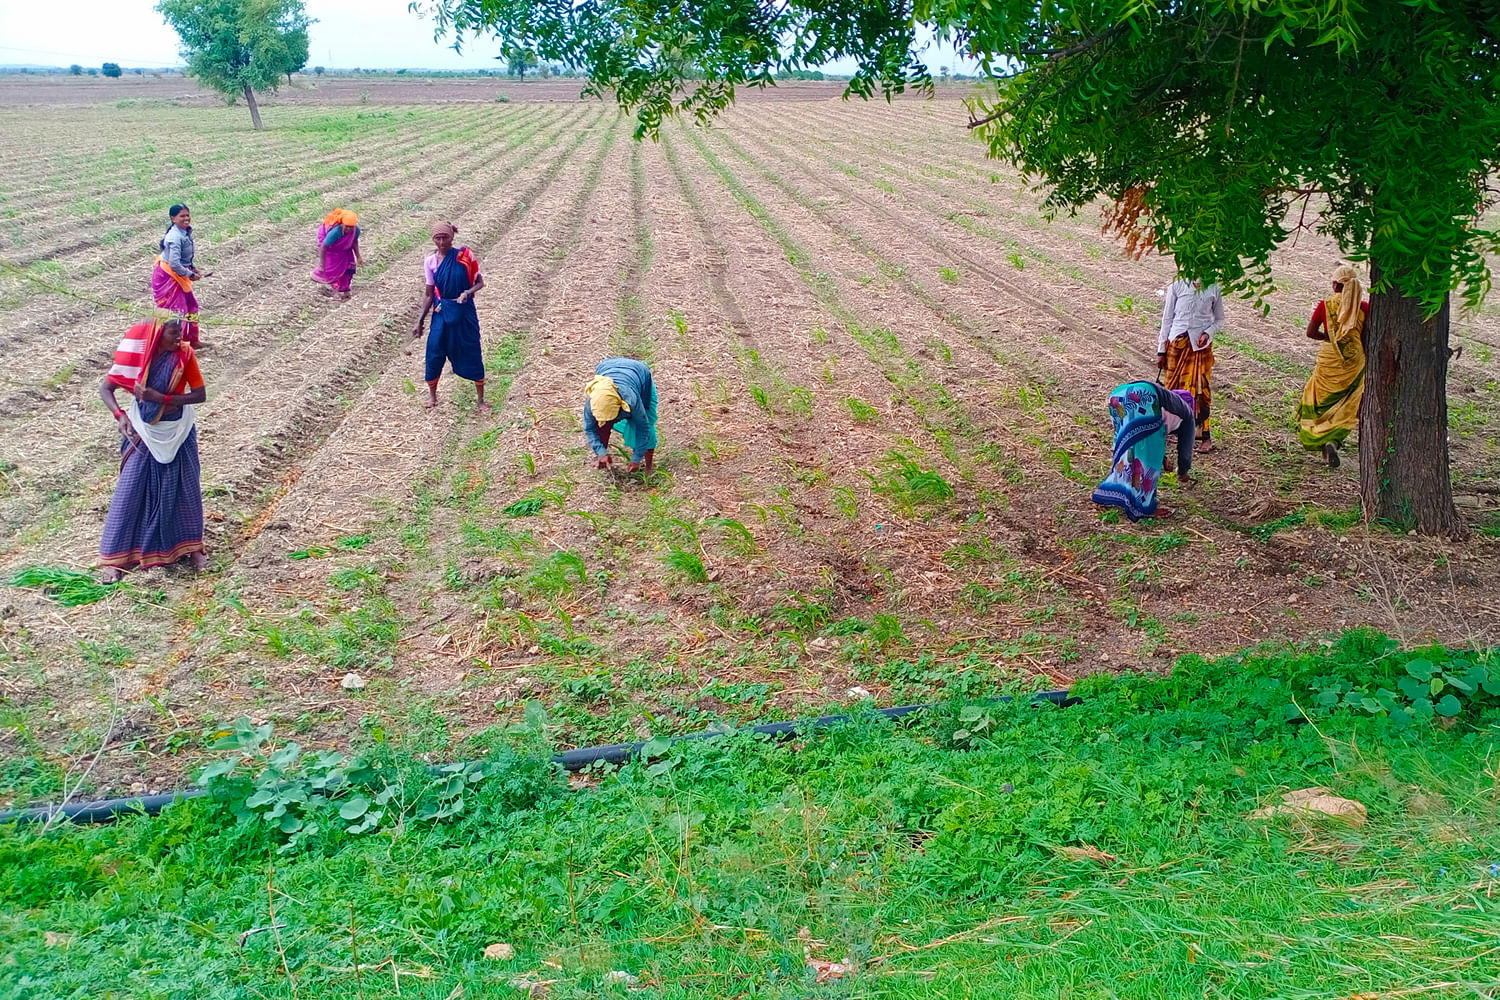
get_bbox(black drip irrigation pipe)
[0,690,1078,826]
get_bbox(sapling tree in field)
[413,0,1500,536]
[157,0,313,130]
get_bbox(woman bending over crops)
[583,358,657,474]
[1297,264,1368,468]
[312,207,363,300]
[412,222,489,411]
[1092,381,1195,521]
[98,318,208,581]
[152,204,209,345]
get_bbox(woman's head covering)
[108,316,183,391]
[1330,264,1363,333]
[584,375,629,423]
[1172,389,1194,410]
[324,207,357,228]
[431,221,457,239]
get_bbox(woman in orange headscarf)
[312,207,363,300]
[1297,264,1368,468]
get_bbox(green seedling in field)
[328,567,381,592]
[867,453,955,513]
[749,383,771,412]
[939,266,959,283]
[845,397,879,423]
[503,497,547,518]
[704,517,757,555]
[1008,251,1026,270]
[662,547,708,583]
[831,485,859,519]
[774,595,833,634]
[460,521,530,556]
[525,550,587,598]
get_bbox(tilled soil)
[1,90,1497,808]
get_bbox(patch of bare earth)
[1,94,1497,808]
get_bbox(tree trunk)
[243,84,263,130]
[1358,258,1465,537]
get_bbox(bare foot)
[476,401,493,414]
[1154,506,1176,519]
[100,567,124,584]
[189,551,208,570]
[424,396,439,409]
[1195,440,1215,454]
[338,291,351,301]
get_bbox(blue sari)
[99,352,204,569]
[1092,381,1167,522]
[425,249,484,383]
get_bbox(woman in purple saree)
[98,318,208,582]
[313,207,362,300]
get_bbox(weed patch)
[5,633,1497,1000]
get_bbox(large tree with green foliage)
[413,0,1500,536]
[158,0,312,129]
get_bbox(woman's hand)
[593,455,612,470]
[456,289,472,304]
[1195,333,1209,348]
[411,322,425,340]
[136,386,165,403]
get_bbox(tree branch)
[1019,22,1128,61]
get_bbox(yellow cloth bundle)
[585,375,629,423]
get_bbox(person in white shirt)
[1156,278,1224,453]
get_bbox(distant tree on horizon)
[157,0,313,130]
[313,65,324,76]
[503,44,537,79]
[69,64,83,76]
[100,63,122,78]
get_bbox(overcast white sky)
[0,0,978,73]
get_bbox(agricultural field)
[2,77,1499,808]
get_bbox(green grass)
[3,632,1497,999]
[8,566,113,607]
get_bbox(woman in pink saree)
[151,204,208,344]
[313,207,363,300]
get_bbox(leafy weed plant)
[5,631,1497,1000]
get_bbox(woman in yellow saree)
[1298,264,1368,468]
